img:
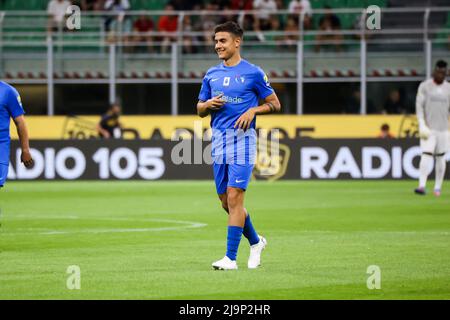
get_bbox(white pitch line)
[0,216,207,235]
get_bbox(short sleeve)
[198,75,212,102]
[6,86,25,119]
[254,68,274,100]
[47,2,54,14]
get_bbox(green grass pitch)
[0,181,449,300]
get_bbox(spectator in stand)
[231,0,253,10]
[195,3,221,49]
[315,5,343,52]
[72,0,103,10]
[253,0,277,31]
[260,14,283,43]
[169,0,204,11]
[283,15,299,48]
[181,15,196,54]
[383,89,406,114]
[218,4,239,25]
[275,0,284,10]
[158,4,179,54]
[343,89,376,114]
[343,90,361,114]
[211,0,233,9]
[133,15,154,53]
[288,0,312,29]
[104,0,132,46]
[378,124,395,139]
[97,104,123,139]
[230,0,254,32]
[47,0,72,33]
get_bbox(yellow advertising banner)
[10,115,426,140]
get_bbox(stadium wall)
[9,115,433,139]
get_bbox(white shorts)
[420,130,449,155]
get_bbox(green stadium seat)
[446,12,450,27]
[346,0,366,8]
[311,0,326,9]
[340,13,357,29]
[327,0,348,8]
[2,0,47,10]
[434,29,450,50]
[365,0,386,7]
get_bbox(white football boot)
[248,236,267,269]
[212,256,238,270]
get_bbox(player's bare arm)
[197,93,225,118]
[13,115,33,168]
[234,93,281,130]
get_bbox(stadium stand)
[0,0,448,114]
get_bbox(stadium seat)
[446,12,450,26]
[327,0,348,8]
[365,0,387,7]
[340,13,357,29]
[2,0,47,10]
[346,0,366,8]
[130,0,168,10]
[311,0,326,9]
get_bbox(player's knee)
[227,188,243,209]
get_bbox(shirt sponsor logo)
[235,74,245,84]
[212,90,243,104]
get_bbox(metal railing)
[0,7,449,115]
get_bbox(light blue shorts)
[213,162,254,195]
[0,164,8,187]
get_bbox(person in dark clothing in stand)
[97,104,122,139]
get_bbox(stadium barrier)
[9,115,432,139]
[8,139,450,181]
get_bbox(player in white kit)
[415,60,450,197]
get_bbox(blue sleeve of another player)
[253,68,274,100]
[6,86,25,119]
[198,75,211,102]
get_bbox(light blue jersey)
[198,59,274,131]
[0,81,25,186]
[199,59,274,164]
[198,59,274,193]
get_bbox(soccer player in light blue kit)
[0,81,34,188]
[197,21,281,270]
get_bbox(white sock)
[419,154,433,189]
[434,156,446,191]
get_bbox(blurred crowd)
[47,0,348,53]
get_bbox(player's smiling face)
[214,32,240,61]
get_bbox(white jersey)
[416,79,450,132]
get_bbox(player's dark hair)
[436,60,448,69]
[214,21,244,39]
